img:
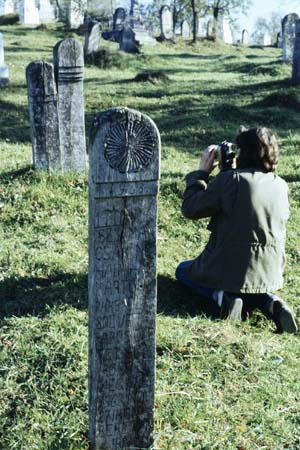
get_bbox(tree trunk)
[191,0,197,43]
[172,6,177,33]
[212,6,219,39]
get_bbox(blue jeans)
[175,260,216,300]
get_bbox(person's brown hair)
[236,127,279,172]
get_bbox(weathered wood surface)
[88,107,160,450]
[26,61,60,170]
[53,38,86,172]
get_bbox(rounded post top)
[89,107,161,183]
[53,38,84,68]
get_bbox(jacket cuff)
[185,170,209,188]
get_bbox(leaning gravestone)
[159,5,173,40]
[119,26,139,53]
[88,106,160,450]
[282,13,299,62]
[53,38,86,172]
[0,33,9,86]
[181,20,190,38]
[26,61,60,170]
[292,19,300,84]
[84,20,101,55]
[113,7,126,31]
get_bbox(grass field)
[1,23,300,450]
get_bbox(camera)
[215,141,236,171]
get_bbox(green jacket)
[182,169,289,293]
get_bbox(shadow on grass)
[158,274,219,319]
[0,165,32,183]
[7,46,50,52]
[0,100,31,143]
[283,173,300,183]
[0,272,88,318]
[0,272,219,320]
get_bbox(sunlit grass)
[1,23,300,449]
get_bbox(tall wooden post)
[88,107,160,450]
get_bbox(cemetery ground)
[1,24,300,450]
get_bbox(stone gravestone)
[206,19,213,38]
[68,0,86,28]
[26,61,60,171]
[292,19,300,84]
[84,20,101,55]
[39,0,56,24]
[159,5,173,41]
[0,33,9,86]
[197,17,206,37]
[19,0,40,26]
[181,20,190,39]
[242,29,249,45]
[119,26,139,53]
[221,16,233,44]
[88,106,160,450]
[282,13,299,62]
[53,38,86,172]
[263,32,271,46]
[113,7,126,31]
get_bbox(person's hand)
[199,145,219,173]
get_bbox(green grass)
[1,24,300,449]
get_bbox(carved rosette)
[104,119,156,173]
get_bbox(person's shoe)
[272,299,298,334]
[220,293,243,321]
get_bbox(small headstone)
[282,13,299,62]
[84,20,101,55]
[68,0,86,28]
[263,32,271,46]
[206,19,213,38]
[53,38,86,172]
[26,61,60,170]
[181,20,190,39]
[0,33,9,86]
[242,29,249,45]
[159,5,173,40]
[119,26,139,53]
[19,0,40,26]
[292,19,300,84]
[88,106,160,450]
[113,7,126,31]
[221,16,233,44]
[39,0,56,23]
[197,17,206,37]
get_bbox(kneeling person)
[176,127,297,333]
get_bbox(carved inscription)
[94,180,158,198]
[89,107,160,450]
